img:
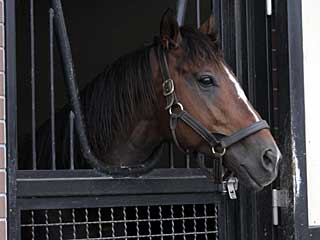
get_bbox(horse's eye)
[198,75,216,87]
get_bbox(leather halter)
[157,45,269,180]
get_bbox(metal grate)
[21,203,219,240]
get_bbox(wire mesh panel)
[21,204,219,240]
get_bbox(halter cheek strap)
[157,45,269,180]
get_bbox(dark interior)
[16,0,213,169]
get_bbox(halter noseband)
[157,45,269,179]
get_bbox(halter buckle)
[211,145,226,157]
[162,79,175,96]
[169,102,184,115]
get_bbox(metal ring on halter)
[169,102,184,115]
[211,145,226,157]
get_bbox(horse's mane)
[80,27,221,159]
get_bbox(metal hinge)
[266,0,272,16]
[222,177,239,200]
[272,189,289,225]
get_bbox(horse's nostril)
[262,149,276,171]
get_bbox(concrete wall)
[302,0,320,227]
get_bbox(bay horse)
[22,9,281,191]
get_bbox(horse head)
[151,9,281,191]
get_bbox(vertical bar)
[59,209,63,240]
[49,8,56,170]
[69,111,75,170]
[211,0,221,37]
[98,208,103,239]
[159,206,163,240]
[170,205,174,239]
[30,0,37,169]
[135,207,140,239]
[111,207,115,238]
[85,208,89,239]
[234,0,243,84]
[181,205,186,240]
[176,0,188,26]
[72,208,76,239]
[266,0,272,15]
[147,206,152,240]
[214,205,219,240]
[197,152,205,170]
[272,189,279,225]
[123,207,128,239]
[6,0,19,237]
[185,149,190,168]
[169,142,174,168]
[45,210,49,240]
[31,210,35,240]
[204,205,208,240]
[196,0,201,28]
[192,204,197,239]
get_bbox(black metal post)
[6,0,19,239]
[275,0,309,239]
[49,8,56,170]
[30,0,37,169]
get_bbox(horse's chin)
[223,159,276,192]
[235,166,266,192]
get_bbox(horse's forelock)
[180,27,221,65]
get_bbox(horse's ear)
[199,15,215,35]
[160,8,181,49]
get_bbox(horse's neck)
[106,119,164,166]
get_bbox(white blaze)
[223,65,260,122]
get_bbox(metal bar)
[234,0,243,84]
[147,206,152,240]
[214,205,219,240]
[196,0,201,28]
[59,209,63,240]
[123,207,128,239]
[211,0,221,37]
[272,189,279,225]
[45,209,49,240]
[169,142,174,168]
[170,205,174,240]
[176,0,188,26]
[266,0,272,15]
[17,194,223,211]
[185,149,190,168]
[159,206,163,240]
[16,176,222,198]
[6,0,19,238]
[51,0,161,176]
[72,208,76,239]
[85,208,89,239]
[181,205,186,240]
[135,206,140,239]
[193,204,197,239]
[111,208,115,238]
[204,205,208,240]
[49,8,56,170]
[98,208,102,239]
[30,0,37,169]
[50,0,101,172]
[16,168,212,179]
[69,111,75,170]
[31,210,35,240]
[282,0,309,238]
